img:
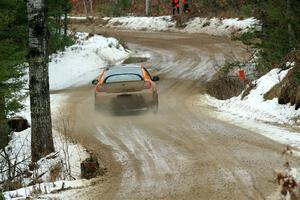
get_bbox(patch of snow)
[49,32,130,90]
[0,93,89,187]
[3,179,90,200]
[105,16,175,32]
[184,17,259,37]
[201,68,299,125]
[286,61,295,67]
[68,16,98,20]
[103,16,260,37]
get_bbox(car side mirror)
[92,80,98,85]
[152,76,159,82]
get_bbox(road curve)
[61,27,290,200]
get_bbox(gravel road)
[57,26,291,200]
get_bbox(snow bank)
[183,17,259,37]
[69,16,97,20]
[103,16,260,37]
[4,179,90,200]
[49,32,130,90]
[202,68,299,125]
[0,94,89,188]
[105,16,175,32]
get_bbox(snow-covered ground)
[4,179,91,200]
[103,16,175,32]
[2,94,90,200]
[2,32,130,199]
[102,16,260,37]
[183,17,259,36]
[49,32,130,90]
[198,67,300,149]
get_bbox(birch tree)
[82,0,88,19]
[0,0,27,149]
[27,0,54,162]
[146,0,151,16]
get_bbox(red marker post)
[238,69,246,81]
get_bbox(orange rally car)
[92,64,159,113]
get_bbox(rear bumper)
[95,90,156,111]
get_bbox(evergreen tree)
[0,0,27,148]
[48,0,74,53]
[258,0,300,73]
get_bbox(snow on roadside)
[69,16,98,20]
[104,16,175,32]
[1,32,130,198]
[1,93,89,195]
[4,179,91,200]
[198,68,300,150]
[102,16,260,37]
[183,17,259,37]
[202,68,299,125]
[49,32,130,90]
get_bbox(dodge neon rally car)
[92,64,159,113]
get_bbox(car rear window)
[105,74,143,83]
[104,66,144,83]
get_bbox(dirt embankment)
[206,51,300,109]
[206,77,248,100]
[205,62,252,100]
[264,51,300,110]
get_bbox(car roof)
[105,64,144,77]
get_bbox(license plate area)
[113,94,145,108]
[117,94,132,98]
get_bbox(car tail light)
[96,85,106,93]
[143,81,152,89]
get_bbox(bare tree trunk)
[0,95,8,149]
[146,0,151,16]
[83,0,89,20]
[58,16,62,35]
[89,0,94,19]
[287,0,296,47]
[64,1,68,37]
[64,10,68,37]
[27,0,54,163]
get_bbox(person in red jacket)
[172,0,180,15]
[172,0,176,15]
